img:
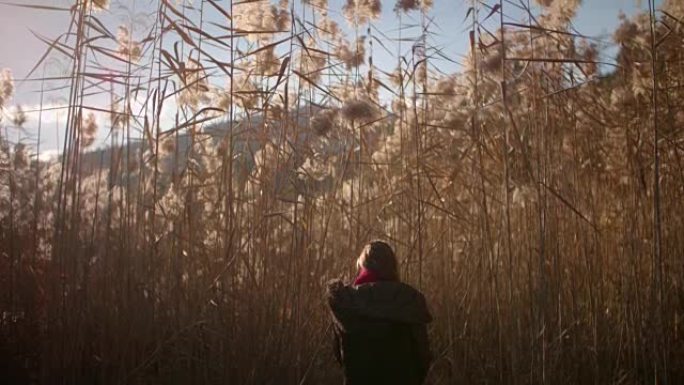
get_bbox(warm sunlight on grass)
[0,0,682,384]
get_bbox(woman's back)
[327,280,432,385]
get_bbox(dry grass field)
[0,0,683,384]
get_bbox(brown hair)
[356,241,399,281]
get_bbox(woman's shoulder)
[326,279,432,324]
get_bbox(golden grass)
[0,0,682,384]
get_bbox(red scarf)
[353,267,382,286]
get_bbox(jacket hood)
[327,279,432,325]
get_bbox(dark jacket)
[327,279,432,385]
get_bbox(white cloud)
[37,148,60,162]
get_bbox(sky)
[0,0,662,155]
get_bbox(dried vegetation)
[0,0,683,384]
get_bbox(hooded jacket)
[327,279,432,385]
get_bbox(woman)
[327,241,432,385]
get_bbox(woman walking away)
[327,241,432,385]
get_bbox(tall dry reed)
[0,0,683,384]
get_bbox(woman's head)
[356,241,399,281]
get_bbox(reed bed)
[0,0,683,384]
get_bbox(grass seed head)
[13,143,28,170]
[234,2,290,43]
[318,17,342,39]
[614,13,639,45]
[336,36,366,70]
[394,0,432,13]
[85,0,109,11]
[311,108,339,136]
[11,105,27,127]
[341,98,377,122]
[0,69,14,108]
[81,112,98,148]
[343,0,382,25]
[161,136,177,156]
[298,38,327,83]
[117,26,142,62]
